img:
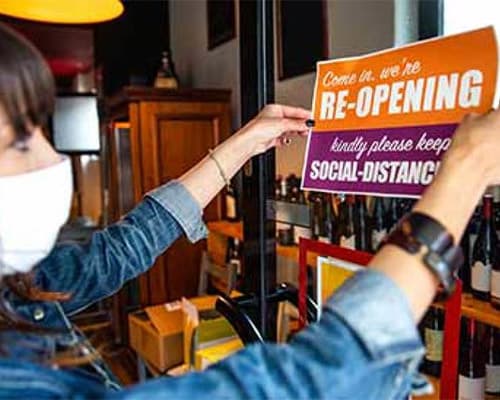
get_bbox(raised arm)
[109,110,500,400]
[35,105,311,315]
[370,110,500,322]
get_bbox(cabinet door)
[138,100,231,304]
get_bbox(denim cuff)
[146,180,208,243]
[324,268,423,362]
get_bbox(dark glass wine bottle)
[309,192,319,241]
[485,326,500,395]
[319,194,334,244]
[354,196,370,251]
[287,174,300,203]
[154,50,179,89]
[459,225,472,293]
[371,197,387,252]
[226,237,242,277]
[339,195,356,250]
[224,183,239,222]
[386,197,400,232]
[275,175,282,200]
[471,194,498,301]
[422,308,444,377]
[458,318,486,400]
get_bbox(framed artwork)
[207,0,236,50]
[277,0,328,80]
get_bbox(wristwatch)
[381,212,464,298]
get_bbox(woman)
[1,22,500,399]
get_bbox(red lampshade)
[47,58,91,77]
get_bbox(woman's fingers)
[260,104,311,119]
[277,105,312,120]
[278,117,310,134]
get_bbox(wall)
[275,0,394,176]
[169,0,241,129]
[170,0,395,171]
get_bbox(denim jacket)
[0,181,426,399]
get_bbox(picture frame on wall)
[207,0,236,50]
[277,0,328,80]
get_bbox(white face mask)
[0,157,73,276]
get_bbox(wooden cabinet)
[104,87,231,312]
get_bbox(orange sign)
[312,27,498,132]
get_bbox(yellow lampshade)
[0,0,124,24]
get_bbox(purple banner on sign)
[302,123,458,197]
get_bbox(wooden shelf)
[418,374,500,400]
[207,221,317,266]
[207,221,500,328]
[433,294,500,329]
[417,375,440,400]
[460,294,500,327]
[207,221,243,241]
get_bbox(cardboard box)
[128,307,183,372]
[195,338,244,371]
[129,294,241,373]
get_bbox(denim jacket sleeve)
[34,181,207,315]
[110,269,424,400]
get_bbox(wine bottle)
[298,179,306,204]
[354,196,370,251]
[317,194,331,243]
[293,183,311,244]
[386,197,400,232]
[224,183,239,222]
[458,318,486,400]
[471,194,498,301]
[485,326,500,395]
[275,175,282,200]
[277,176,294,245]
[371,197,387,252]
[491,253,500,309]
[288,174,300,203]
[154,50,179,89]
[309,192,320,241]
[339,195,356,250]
[422,308,444,377]
[227,238,242,277]
[459,225,472,293]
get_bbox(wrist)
[413,148,487,241]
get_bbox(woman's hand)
[443,108,500,186]
[235,104,311,156]
[178,103,311,209]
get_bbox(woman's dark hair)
[0,22,55,143]
[0,24,94,367]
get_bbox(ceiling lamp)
[0,0,123,24]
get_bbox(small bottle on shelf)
[224,182,239,222]
[458,318,486,400]
[459,224,472,293]
[227,237,242,278]
[386,197,400,232]
[421,308,444,377]
[287,174,300,203]
[277,175,294,245]
[353,195,370,252]
[485,326,500,396]
[154,50,179,89]
[318,194,334,244]
[274,175,282,200]
[339,194,356,250]
[293,180,311,244]
[491,248,500,309]
[371,196,387,252]
[471,194,498,301]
